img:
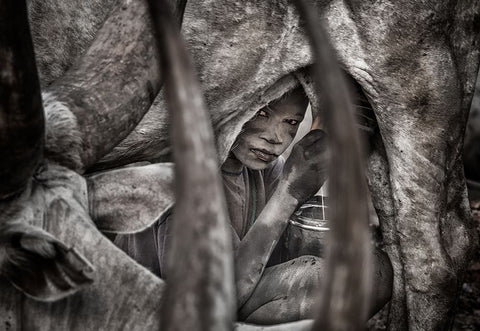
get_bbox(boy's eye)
[285,119,299,126]
[257,110,268,117]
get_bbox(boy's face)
[231,88,309,170]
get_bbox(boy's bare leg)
[235,320,314,331]
[239,250,392,325]
[239,256,324,324]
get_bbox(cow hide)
[96,1,480,329]
[4,0,479,329]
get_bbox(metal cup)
[284,195,329,260]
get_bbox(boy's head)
[230,86,309,170]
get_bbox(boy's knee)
[287,255,324,284]
[287,256,325,318]
[291,251,393,319]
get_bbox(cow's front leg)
[368,46,475,330]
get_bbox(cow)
[464,70,480,200]
[1,0,368,330]
[2,0,479,330]
[27,0,120,87]
[0,0,233,330]
[95,0,480,330]
[1,0,167,329]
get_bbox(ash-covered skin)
[222,87,309,172]
[222,86,328,205]
[224,86,334,323]
[282,130,328,204]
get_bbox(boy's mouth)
[250,148,277,162]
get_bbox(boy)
[115,85,392,324]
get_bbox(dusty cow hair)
[28,0,119,87]
[1,0,478,329]
[42,92,83,172]
[97,0,314,169]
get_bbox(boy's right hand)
[280,129,329,204]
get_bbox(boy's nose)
[261,127,283,145]
[263,137,282,144]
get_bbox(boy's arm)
[234,130,329,307]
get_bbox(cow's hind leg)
[366,46,475,330]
